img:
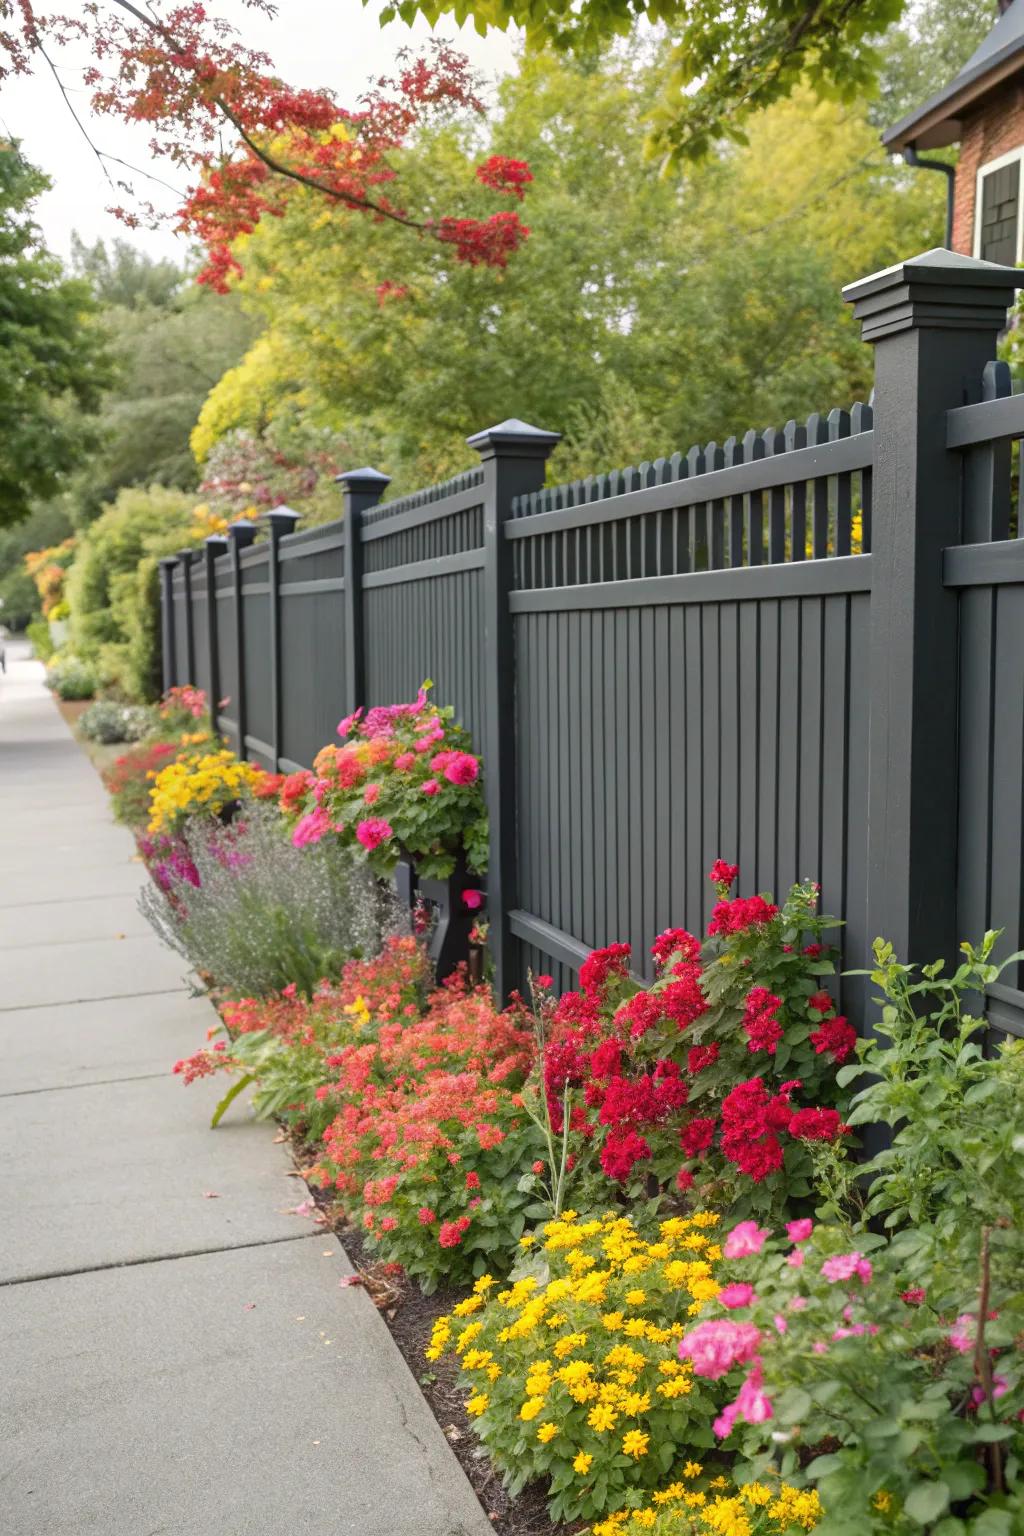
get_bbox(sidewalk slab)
[0,1239,491,1536]
[0,930,190,1009]
[0,990,214,1094]
[0,860,147,906]
[0,1074,308,1281]
[0,892,151,948]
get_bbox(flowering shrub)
[588,1473,821,1534]
[142,805,401,997]
[538,866,853,1220]
[433,1210,726,1522]
[159,684,211,732]
[103,734,213,827]
[280,683,488,879]
[147,747,265,834]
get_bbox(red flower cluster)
[809,1013,858,1064]
[742,988,783,1054]
[707,894,780,936]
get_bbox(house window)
[975,149,1023,264]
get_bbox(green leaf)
[210,1072,255,1128]
[904,1481,950,1526]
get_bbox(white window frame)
[973,145,1024,263]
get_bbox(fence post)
[203,534,228,729]
[158,557,178,694]
[262,504,301,769]
[227,519,257,760]
[843,249,1023,968]
[468,419,561,1003]
[335,468,390,716]
[174,547,197,685]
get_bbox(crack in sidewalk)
[0,1231,318,1288]
[0,987,188,1014]
[0,1071,169,1099]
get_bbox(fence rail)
[161,248,1024,1026]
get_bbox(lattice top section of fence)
[507,404,873,589]
[361,466,485,527]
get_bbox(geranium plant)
[533,865,855,1221]
[279,683,488,880]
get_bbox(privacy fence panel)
[161,251,1024,1028]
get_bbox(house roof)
[884,0,1024,151]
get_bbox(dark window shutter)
[979,159,1021,265]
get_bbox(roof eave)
[883,37,1024,152]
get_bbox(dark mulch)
[301,1175,571,1536]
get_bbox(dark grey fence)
[160,249,1024,1033]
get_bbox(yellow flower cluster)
[590,1477,822,1536]
[431,1211,726,1522]
[147,749,264,834]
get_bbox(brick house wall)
[952,76,1024,254]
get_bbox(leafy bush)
[539,866,852,1222]
[46,654,96,700]
[140,805,402,997]
[278,683,489,879]
[78,699,156,743]
[25,618,54,661]
[434,1210,726,1522]
[102,734,211,827]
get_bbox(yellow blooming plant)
[431,1210,728,1523]
[588,1474,822,1535]
[147,748,265,835]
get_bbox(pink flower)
[787,1219,813,1243]
[788,1296,808,1312]
[949,1314,976,1354]
[724,1221,771,1258]
[972,1377,1009,1407]
[812,1340,829,1355]
[773,1314,788,1335]
[900,1287,926,1306]
[718,1283,757,1310]
[356,817,393,851]
[421,779,441,796]
[462,889,484,910]
[713,1363,773,1438]
[337,708,363,737]
[430,751,455,772]
[394,752,415,771]
[380,1216,398,1231]
[417,1208,436,1225]
[292,807,332,848]
[445,752,480,786]
[821,1252,871,1285]
[363,783,381,804]
[679,1320,762,1379]
[786,1250,805,1269]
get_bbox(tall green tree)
[0,144,111,529]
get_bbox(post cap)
[262,503,301,529]
[227,518,258,548]
[335,467,391,491]
[466,419,562,459]
[157,556,180,569]
[843,248,1024,342]
[174,547,197,566]
[204,534,230,550]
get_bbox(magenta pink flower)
[363,783,381,804]
[421,779,440,796]
[717,1283,757,1310]
[444,751,480,786]
[713,1363,773,1438]
[356,817,393,851]
[292,807,331,848]
[724,1220,771,1258]
[462,889,484,910]
[786,1249,805,1269]
[773,1314,788,1335]
[394,752,415,771]
[949,1314,976,1354]
[679,1320,762,1378]
[786,1219,813,1243]
[337,708,362,737]
[821,1252,871,1285]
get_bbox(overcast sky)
[1,0,519,264]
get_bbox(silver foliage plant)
[140,803,407,997]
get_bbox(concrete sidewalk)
[0,642,490,1536]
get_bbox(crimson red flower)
[675,1168,694,1192]
[650,927,700,969]
[742,987,783,1054]
[578,942,632,1000]
[465,1170,480,1190]
[589,1039,623,1079]
[808,990,833,1013]
[810,1015,858,1063]
[681,1117,717,1157]
[600,1127,651,1181]
[687,1043,720,1075]
[788,1107,849,1141]
[707,895,779,937]
[708,859,739,888]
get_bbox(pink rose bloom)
[679,1320,762,1378]
[718,1283,757,1310]
[788,1295,808,1312]
[724,1221,771,1258]
[462,889,484,910]
[292,807,331,848]
[786,1250,805,1269]
[786,1219,813,1243]
[713,1402,740,1440]
[735,1364,773,1424]
[812,1340,829,1355]
[773,1314,788,1335]
[949,1314,976,1354]
[364,783,381,804]
[821,1252,871,1285]
[431,751,455,772]
[394,752,415,771]
[445,752,480,786]
[356,817,393,851]
[421,779,441,796]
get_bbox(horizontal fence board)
[362,548,485,589]
[947,391,1024,448]
[510,555,872,613]
[278,529,346,562]
[945,539,1024,587]
[279,577,346,597]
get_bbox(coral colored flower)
[723,1221,771,1258]
[355,817,393,851]
[363,782,381,804]
[717,1283,757,1309]
[444,752,479,785]
[708,859,739,888]
[421,778,441,795]
[462,888,484,910]
[465,1171,481,1190]
[531,1160,544,1174]
[786,1219,813,1243]
[438,1215,472,1248]
[417,1208,436,1225]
